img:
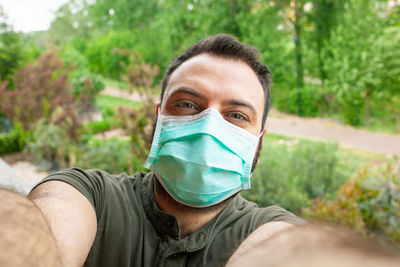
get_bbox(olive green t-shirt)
[33,168,304,267]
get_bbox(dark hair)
[160,33,272,130]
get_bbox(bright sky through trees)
[1,0,69,32]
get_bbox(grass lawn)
[97,94,142,114]
[104,78,129,90]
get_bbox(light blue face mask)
[144,108,260,208]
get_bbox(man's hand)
[29,181,97,267]
[227,221,293,265]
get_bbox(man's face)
[161,53,265,136]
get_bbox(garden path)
[103,87,400,156]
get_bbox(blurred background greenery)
[0,0,399,247]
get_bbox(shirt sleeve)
[30,167,110,218]
[256,205,306,228]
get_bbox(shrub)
[26,119,69,168]
[0,51,74,130]
[74,138,136,175]
[58,43,90,78]
[115,55,159,165]
[304,163,400,243]
[0,124,26,155]
[242,139,345,213]
[274,84,325,117]
[0,114,12,133]
[85,31,136,79]
[71,73,105,113]
[81,118,115,135]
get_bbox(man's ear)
[262,128,267,138]
[259,128,267,148]
[256,128,267,165]
[155,104,160,114]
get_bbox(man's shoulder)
[34,167,148,190]
[31,168,151,214]
[226,195,304,228]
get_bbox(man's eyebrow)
[168,87,207,100]
[224,99,257,116]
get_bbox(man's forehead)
[165,54,264,107]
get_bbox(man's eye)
[227,113,249,121]
[177,102,196,110]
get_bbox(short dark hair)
[160,34,272,130]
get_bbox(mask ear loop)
[144,104,163,169]
[248,128,267,180]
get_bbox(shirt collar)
[141,172,181,239]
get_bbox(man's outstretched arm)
[227,221,293,265]
[29,181,97,267]
[0,188,61,267]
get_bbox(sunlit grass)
[96,94,141,114]
[103,78,129,90]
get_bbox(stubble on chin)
[153,177,234,215]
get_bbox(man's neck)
[153,179,229,238]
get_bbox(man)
[29,34,304,266]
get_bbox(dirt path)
[103,87,400,156]
[266,111,400,156]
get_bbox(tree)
[0,6,23,85]
[0,51,73,130]
[323,0,399,126]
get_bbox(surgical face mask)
[144,108,260,208]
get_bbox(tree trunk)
[365,87,370,126]
[294,0,304,116]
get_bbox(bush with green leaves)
[305,163,400,243]
[85,31,136,79]
[242,139,345,213]
[74,138,136,175]
[323,1,400,126]
[58,43,91,78]
[81,118,115,135]
[274,84,326,117]
[0,50,73,131]
[0,124,27,155]
[71,73,105,113]
[26,119,69,167]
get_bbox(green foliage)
[305,163,400,243]
[26,120,69,164]
[0,123,27,155]
[0,8,23,85]
[46,2,96,46]
[275,84,325,117]
[81,117,115,135]
[71,73,105,112]
[87,0,159,32]
[238,2,295,86]
[59,43,91,78]
[97,95,141,116]
[0,51,74,130]
[323,0,400,126]
[74,138,135,174]
[242,139,346,212]
[85,31,136,79]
